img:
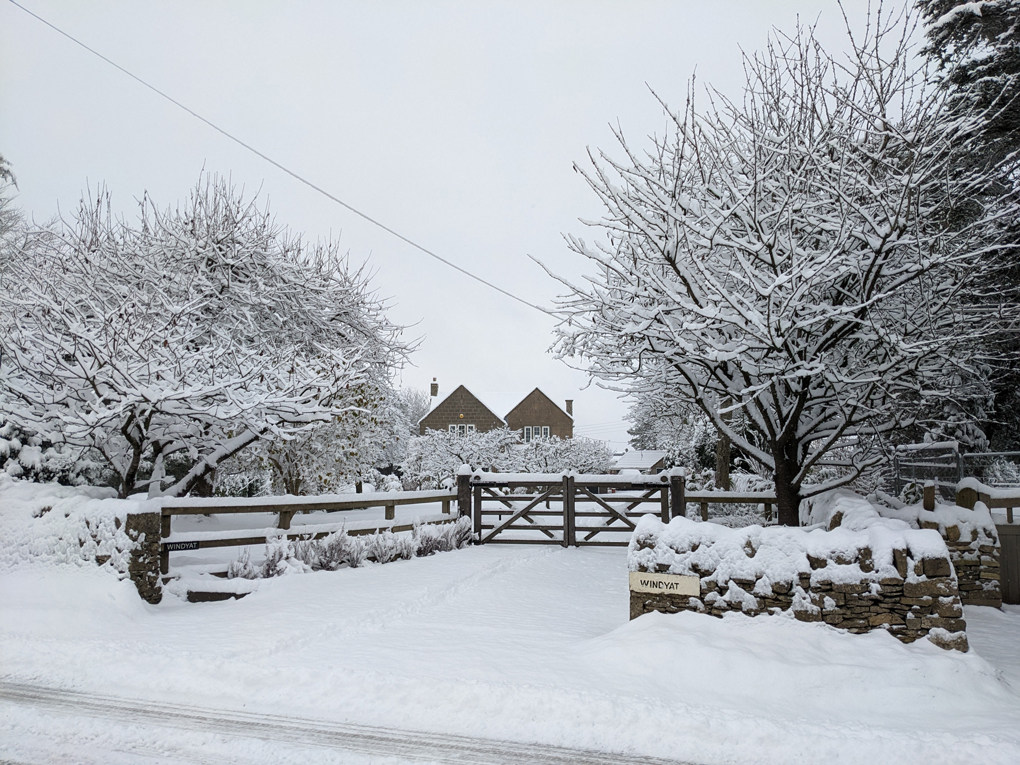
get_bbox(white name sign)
[629,571,700,596]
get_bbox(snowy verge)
[0,474,149,576]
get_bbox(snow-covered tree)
[0,153,18,239]
[627,389,716,470]
[552,11,1018,525]
[918,0,1020,451]
[376,387,433,470]
[401,427,614,489]
[0,178,407,498]
[401,427,522,489]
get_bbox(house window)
[542,426,550,438]
[524,426,532,443]
[449,424,469,435]
[466,424,475,433]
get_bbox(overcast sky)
[1,0,880,449]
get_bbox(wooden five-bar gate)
[457,470,776,547]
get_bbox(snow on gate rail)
[457,469,777,546]
[158,490,457,575]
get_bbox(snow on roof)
[612,450,667,471]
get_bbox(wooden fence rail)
[159,490,456,574]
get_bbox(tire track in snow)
[1,681,692,765]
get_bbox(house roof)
[612,450,667,471]
[417,384,507,427]
[505,387,573,421]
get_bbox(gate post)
[669,468,686,520]
[659,477,670,522]
[457,465,472,518]
[562,473,575,547]
[473,485,483,540]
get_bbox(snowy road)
[0,681,690,765]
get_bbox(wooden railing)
[956,483,1020,524]
[159,490,456,574]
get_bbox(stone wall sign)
[629,571,700,596]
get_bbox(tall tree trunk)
[715,432,731,490]
[773,445,802,527]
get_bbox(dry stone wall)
[125,509,162,604]
[629,507,969,651]
[811,491,1002,609]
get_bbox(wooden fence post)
[457,466,472,518]
[442,498,450,515]
[700,501,709,522]
[473,485,483,540]
[660,482,669,523]
[385,503,395,521]
[563,474,575,547]
[956,485,978,510]
[923,481,936,511]
[669,470,685,520]
[159,510,171,575]
[278,510,294,530]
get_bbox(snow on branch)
[552,8,1018,525]
[0,177,408,498]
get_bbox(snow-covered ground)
[2,480,1020,764]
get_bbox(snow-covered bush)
[0,475,138,573]
[982,458,1020,488]
[0,419,104,486]
[227,516,472,579]
[401,428,613,489]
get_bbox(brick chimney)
[565,399,573,416]
[430,378,439,397]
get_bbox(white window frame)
[523,426,532,443]
[542,426,550,438]
[448,424,456,433]
[466,424,475,433]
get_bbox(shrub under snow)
[227,516,473,579]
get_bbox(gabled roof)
[505,387,573,421]
[612,450,666,471]
[417,384,506,426]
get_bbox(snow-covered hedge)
[629,492,970,651]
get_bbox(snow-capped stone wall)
[628,504,969,651]
[805,490,1002,608]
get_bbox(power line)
[7,0,555,318]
